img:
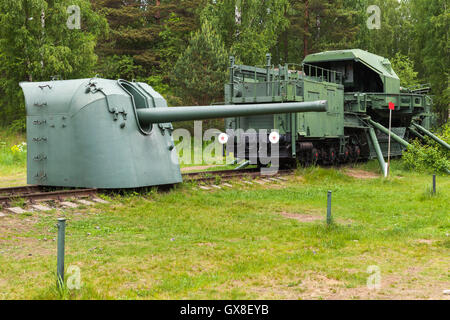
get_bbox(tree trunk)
[155,0,161,20]
[304,0,309,57]
[283,5,288,63]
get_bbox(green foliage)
[138,75,182,107]
[0,128,27,187]
[352,0,413,58]
[157,12,196,73]
[0,136,27,167]
[390,52,418,88]
[0,0,107,125]
[350,0,448,121]
[403,124,450,173]
[91,0,205,105]
[278,0,358,63]
[172,20,229,105]
[8,119,27,134]
[410,0,449,120]
[138,75,170,97]
[97,55,142,80]
[202,0,289,65]
[0,0,447,123]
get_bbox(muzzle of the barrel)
[136,100,328,125]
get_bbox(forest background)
[0,0,448,131]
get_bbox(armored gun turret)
[20,78,327,188]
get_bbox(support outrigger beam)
[367,127,387,177]
[408,126,426,141]
[367,119,450,175]
[368,119,410,148]
[411,122,450,151]
[366,118,411,177]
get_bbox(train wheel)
[355,146,361,160]
[340,146,350,163]
[329,147,337,164]
[352,145,361,161]
[321,148,328,164]
[311,148,320,164]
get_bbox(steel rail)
[183,168,295,183]
[0,168,296,204]
[0,188,97,204]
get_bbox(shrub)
[0,140,26,167]
[403,123,450,173]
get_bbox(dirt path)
[344,169,380,179]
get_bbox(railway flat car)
[225,49,436,171]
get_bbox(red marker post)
[387,102,395,176]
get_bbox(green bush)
[0,130,27,167]
[403,123,450,173]
[7,119,26,134]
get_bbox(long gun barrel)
[412,122,450,150]
[136,101,328,125]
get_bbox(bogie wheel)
[340,146,350,163]
[311,148,320,164]
[329,147,337,164]
[353,145,361,160]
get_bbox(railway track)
[0,186,98,205]
[183,168,294,183]
[0,168,293,205]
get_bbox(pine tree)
[172,20,229,105]
[349,0,448,122]
[92,0,205,77]
[410,0,449,122]
[273,0,358,65]
[202,0,290,66]
[351,0,413,58]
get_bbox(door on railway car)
[297,80,344,138]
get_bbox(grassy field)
[0,155,449,299]
[0,130,26,187]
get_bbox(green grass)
[177,137,239,170]
[0,129,26,187]
[0,160,448,299]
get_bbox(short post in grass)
[57,218,66,289]
[432,174,436,195]
[327,191,332,225]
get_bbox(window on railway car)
[308,61,383,93]
[351,62,383,93]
